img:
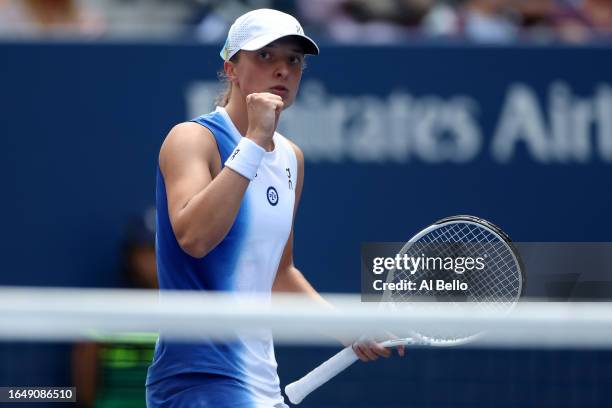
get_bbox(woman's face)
[229,38,306,108]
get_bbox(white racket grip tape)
[285,346,358,405]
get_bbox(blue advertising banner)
[2,42,611,290]
[1,42,611,407]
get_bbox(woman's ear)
[224,60,237,82]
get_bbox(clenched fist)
[245,92,284,149]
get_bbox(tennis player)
[146,9,401,408]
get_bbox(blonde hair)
[215,53,240,107]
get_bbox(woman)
[146,9,399,408]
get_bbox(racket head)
[382,215,526,344]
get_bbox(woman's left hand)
[347,336,405,362]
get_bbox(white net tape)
[1,287,612,348]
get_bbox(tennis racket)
[285,215,525,405]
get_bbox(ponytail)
[215,53,240,107]
[215,81,232,107]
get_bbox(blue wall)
[1,42,611,407]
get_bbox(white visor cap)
[220,9,319,61]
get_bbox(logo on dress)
[286,167,293,190]
[267,186,279,206]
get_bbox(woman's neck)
[224,97,248,137]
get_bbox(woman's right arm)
[159,122,250,258]
[161,93,283,258]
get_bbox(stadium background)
[1,0,612,407]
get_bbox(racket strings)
[385,221,523,340]
[392,223,520,302]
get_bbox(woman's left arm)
[272,141,324,300]
[272,141,403,361]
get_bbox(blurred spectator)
[342,0,431,25]
[549,0,612,43]
[193,0,275,43]
[0,0,105,38]
[421,0,463,38]
[423,0,520,42]
[462,0,519,42]
[2,0,612,43]
[297,0,432,43]
[72,209,157,408]
[101,0,194,38]
[514,0,557,28]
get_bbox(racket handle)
[285,346,358,405]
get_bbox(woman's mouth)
[270,86,289,97]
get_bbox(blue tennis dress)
[146,107,297,408]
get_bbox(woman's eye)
[259,51,270,60]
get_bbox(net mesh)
[0,288,611,407]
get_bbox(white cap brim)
[240,32,319,56]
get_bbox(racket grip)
[285,346,358,405]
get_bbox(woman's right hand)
[245,92,284,149]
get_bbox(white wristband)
[224,137,265,181]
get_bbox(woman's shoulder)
[159,121,218,169]
[275,133,304,165]
[161,122,215,152]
